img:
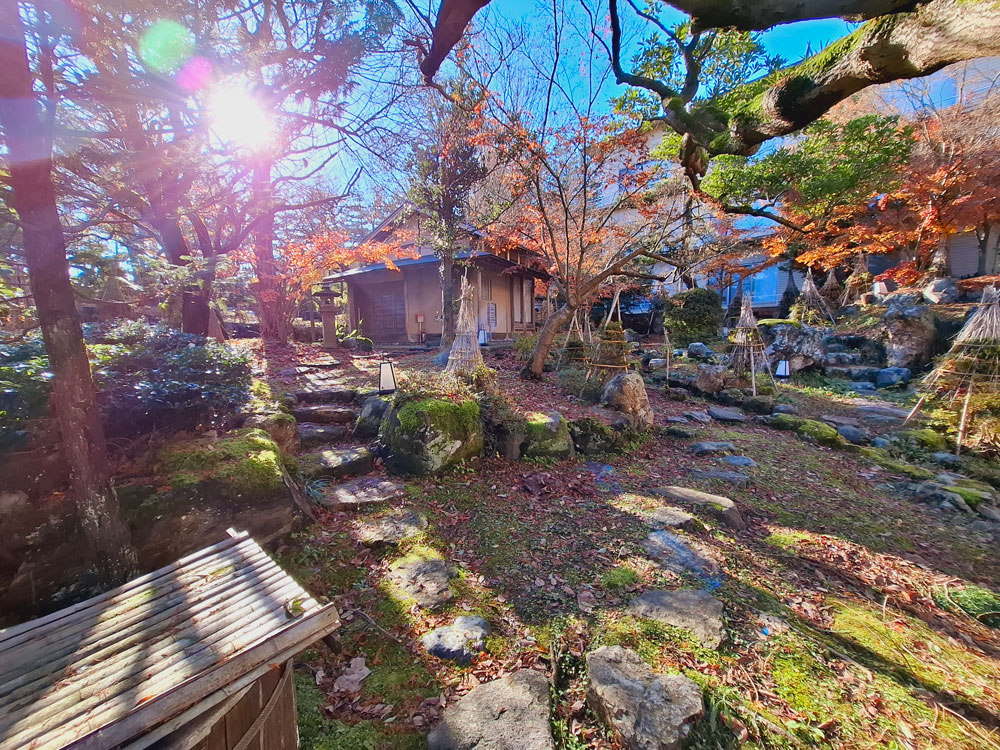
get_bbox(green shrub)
[2,320,253,444]
[514,334,539,361]
[0,343,52,452]
[662,288,723,345]
[557,367,604,403]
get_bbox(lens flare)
[209,85,273,151]
[140,20,194,73]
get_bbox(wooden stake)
[956,389,973,456]
[902,395,927,426]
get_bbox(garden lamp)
[378,353,397,395]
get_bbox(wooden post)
[956,389,973,456]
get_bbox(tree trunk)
[0,0,137,584]
[521,303,575,379]
[251,159,288,342]
[439,253,457,349]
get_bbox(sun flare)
[209,85,273,151]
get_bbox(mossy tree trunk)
[0,0,138,585]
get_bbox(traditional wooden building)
[0,530,340,750]
[319,205,548,345]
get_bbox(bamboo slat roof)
[0,531,340,750]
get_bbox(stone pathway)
[386,554,454,609]
[421,616,490,664]
[626,589,725,648]
[315,476,405,510]
[586,646,703,750]
[352,509,427,545]
[688,468,749,487]
[428,670,554,750]
[648,486,746,530]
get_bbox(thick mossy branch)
[639,0,1000,159]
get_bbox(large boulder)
[758,321,826,373]
[884,303,936,369]
[686,342,714,360]
[427,670,554,750]
[693,364,726,395]
[381,398,483,476]
[354,396,389,439]
[569,417,623,455]
[586,646,703,750]
[522,412,575,460]
[923,277,960,304]
[600,372,654,430]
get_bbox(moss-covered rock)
[891,428,950,452]
[522,412,574,460]
[742,395,776,415]
[768,414,845,447]
[858,447,936,480]
[569,417,623,456]
[244,412,298,454]
[381,398,483,476]
[157,428,286,500]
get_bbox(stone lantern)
[313,284,342,349]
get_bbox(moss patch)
[600,565,639,590]
[157,428,285,500]
[935,584,1000,628]
[769,414,844,447]
[858,447,936,480]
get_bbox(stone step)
[289,387,357,405]
[823,351,862,366]
[298,422,349,448]
[823,333,872,349]
[291,404,358,424]
[300,447,374,480]
[823,365,881,381]
[315,476,405,510]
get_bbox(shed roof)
[321,250,549,284]
[0,531,340,750]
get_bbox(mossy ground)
[273,347,1000,749]
[156,427,285,499]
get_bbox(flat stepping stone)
[291,387,357,404]
[666,415,690,424]
[707,406,746,423]
[291,404,357,424]
[683,411,712,424]
[837,425,867,444]
[641,531,720,578]
[586,646,703,750]
[664,427,694,439]
[352,509,427,545]
[821,414,860,427]
[688,468,749,488]
[855,404,909,419]
[646,506,697,530]
[387,554,454,608]
[428,670,554,750]
[298,422,349,447]
[648,486,746,530]
[626,589,725,648]
[421,615,490,664]
[718,455,757,468]
[300,447,374,480]
[773,404,797,415]
[316,476,404,510]
[690,441,735,456]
